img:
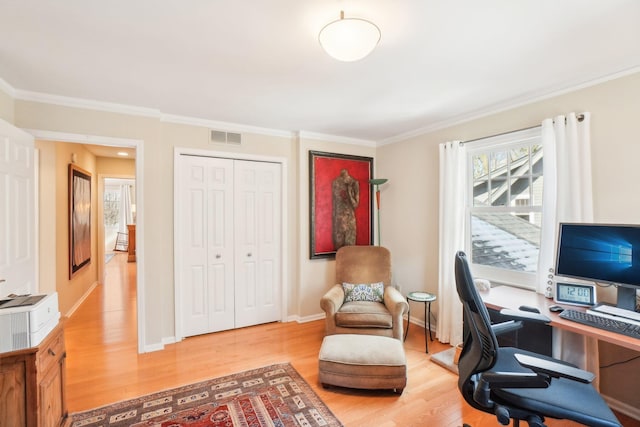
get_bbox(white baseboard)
[603,394,640,421]
[65,281,98,318]
[291,313,325,323]
[143,342,164,353]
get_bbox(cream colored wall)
[12,71,640,409]
[297,137,377,319]
[34,140,99,315]
[35,141,57,295]
[377,71,640,411]
[15,101,301,348]
[0,86,14,123]
[96,157,135,176]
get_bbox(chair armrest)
[383,286,409,316]
[320,284,345,316]
[500,308,551,324]
[491,320,523,336]
[514,353,595,384]
[384,286,410,340]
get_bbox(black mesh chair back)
[454,251,621,427]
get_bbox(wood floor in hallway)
[63,252,639,427]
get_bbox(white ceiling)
[1,0,640,143]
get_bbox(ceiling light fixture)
[319,10,381,62]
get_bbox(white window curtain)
[536,112,598,377]
[437,141,467,345]
[119,184,134,233]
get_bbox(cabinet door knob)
[215,254,221,259]
[247,253,252,257]
[48,348,56,356]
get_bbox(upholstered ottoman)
[318,334,407,394]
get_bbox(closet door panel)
[179,156,234,336]
[234,160,281,328]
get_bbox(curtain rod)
[462,113,585,146]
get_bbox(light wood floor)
[64,252,639,427]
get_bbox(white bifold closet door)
[178,155,281,337]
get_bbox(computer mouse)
[549,305,564,313]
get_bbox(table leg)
[428,301,433,341]
[404,298,410,342]
[424,301,428,353]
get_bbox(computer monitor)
[555,223,640,311]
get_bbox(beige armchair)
[320,245,409,340]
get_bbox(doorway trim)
[173,147,289,342]
[23,129,146,353]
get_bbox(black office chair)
[454,251,621,427]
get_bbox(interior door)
[0,119,36,297]
[234,160,282,328]
[178,155,235,336]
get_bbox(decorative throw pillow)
[342,282,384,303]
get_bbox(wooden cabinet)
[0,323,67,427]
[127,224,136,262]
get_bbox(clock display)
[555,282,596,306]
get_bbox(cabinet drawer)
[36,328,64,374]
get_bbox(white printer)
[0,292,60,352]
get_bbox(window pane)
[490,177,508,206]
[509,177,531,207]
[489,151,508,177]
[471,212,540,273]
[473,180,490,206]
[473,154,488,180]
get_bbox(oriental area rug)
[68,363,343,427]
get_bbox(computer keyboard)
[559,309,640,340]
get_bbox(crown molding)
[379,65,640,146]
[298,130,376,147]
[5,65,640,147]
[161,113,293,139]
[15,89,162,118]
[0,76,16,98]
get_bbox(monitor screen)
[555,223,640,287]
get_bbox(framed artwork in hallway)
[69,163,92,278]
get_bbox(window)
[466,127,543,289]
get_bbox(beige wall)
[15,101,305,348]
[35,140,99,315]
[96,157,135,176]
[9,70,640,410]
[377,71,640,410]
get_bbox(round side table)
[405,291,437,353]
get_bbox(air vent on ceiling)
[210,129,242,145]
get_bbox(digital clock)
[554,282,597,307]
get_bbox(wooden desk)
[482,286,640,353]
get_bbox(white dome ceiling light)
[319,10,381,62]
